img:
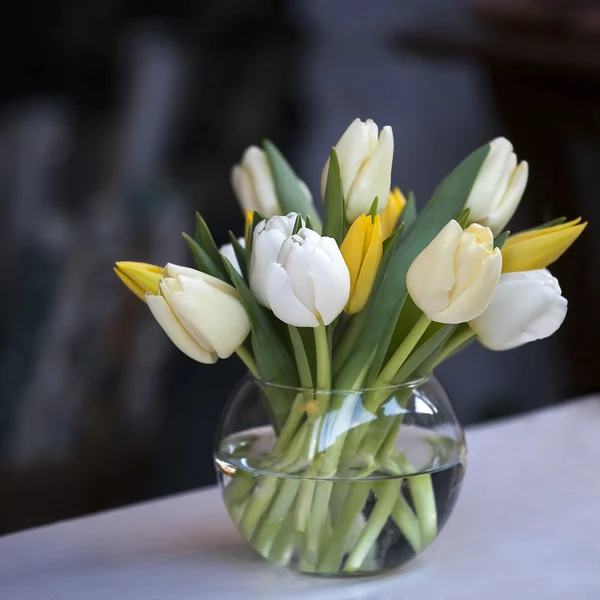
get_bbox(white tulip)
[265,228,350,327]
[407,221,502,324]
[220,237,245,275]
[321,118,394,224]
[465,137,529,235]
[231,146,312,218]
[470,269,567,350]
[249,213,301,306]
[146,263,251,363]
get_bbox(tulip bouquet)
[115,119,586,575]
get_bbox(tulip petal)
[346,126,394,223]
[340,214,368,294]
[435,249,502,323]
[486,161,528,235]
[146,294,217,363]
[381,188,406,239]
[470,269,567,350]
[249,228,288,306]
[231,164,258,214]
[266,263,319,327]
[242,146,280,217]
[114,268,146,301]
[311,241,351,325]
[115,261,162,296]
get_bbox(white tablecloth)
[1,398,599,600]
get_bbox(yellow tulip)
[114,261,163,301]
[340,214,383,313]
[381,187,406,239]
[502,218,587,273]
[244,210,253,242]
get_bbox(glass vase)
[214,376,466,576]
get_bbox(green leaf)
[263,140,322,231]
[384,294,421,364]
[322,148,346,245]
[402,191,417,230]
[182,233,228,281]
[382,222,404,255]
[292,213,303,235]
[367,197,379,220]
[305,215,313,230]
[457,207,471,229]
[392,323,455,383]
[335,143,491,390]
[194,212,223,267]
[223,258,299,430]
[228,231,248,280]
[494,230,510,249]
[245,211,267,271]
[523,217,566,232]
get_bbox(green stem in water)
[343,479,402,573]
[376,313,431,385]
[235,345,259,377]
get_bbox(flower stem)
[376,314,431,385]
[235,345,259,377]
[288,325,313,389]
[314,321,331,390]
[433,327,476,367]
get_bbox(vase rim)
[253,374,431,393]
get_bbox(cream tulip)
[231,146,312,218]
[406,221,502,324]
[219,237,245,275]
[146,263,250,363]
[469,269,567,350]
[265,228,350,327]
[464,137,528,235]
[249,213,301,306]
[321,118,394,224]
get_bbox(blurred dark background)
[1,0,599,535]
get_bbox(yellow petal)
[114,261,163,300]
[347,215,383,313]
[340,214,368,294]
[381,188,406,239]
[502,221,587,273]
[244,210,253,242]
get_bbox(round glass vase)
[214,376,466,577]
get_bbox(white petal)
[278,237,316,313]
[231,165,257,213]
[146,294,217,363]
[164,263,205,279]
[219,242,241,275]
[470,269,567,350]
[165,275,250,358]
[242,146,280,217]
[266,263,319,327]
[249,228,288,306]
[345,125,394,223]
[311,242,350,325]
[486,161,529,235]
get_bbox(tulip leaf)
[392,323,455,384]
[223,258,299,429]
[494,231,510,249]
[401,191,417,231]
[335,143,491,390]
[263,140,322,231]
[182,233,229,281]
[194,212,223,268]
[524,217,566,232]
[245,211,267,271]
[305,215,314,230]
[367,197,379,220]
[228,231,248,280]
[322,147,346,245]
[382,222,404,255]
[292,214,303,235]
[457,208,471,229]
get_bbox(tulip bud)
[407,221,502,324]
[219,237,245,275]
[465,137,528,235]
[265,228,350,327]
[114,261,163,302]
[249,213,301,306]
[501,217,587,274]
[115,261,250,363]
[381,187,406,239]
[321,119,394,224]
[470,269,567,350]
[340,214,383,313]
[231,146,312,218]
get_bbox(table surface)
[1,398,600,600]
